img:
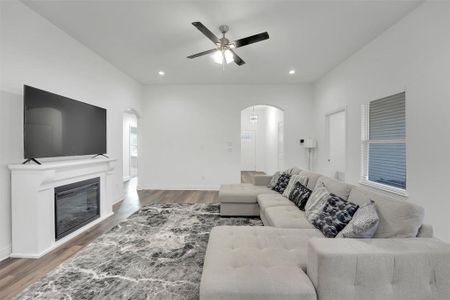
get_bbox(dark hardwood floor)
[0,171,262,299]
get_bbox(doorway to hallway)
[240,105,284,175]
[123,111,138,182]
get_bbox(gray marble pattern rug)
[16,203,262,300]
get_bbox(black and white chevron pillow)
[289,181,312,210]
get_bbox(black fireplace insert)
[54,177,100,240]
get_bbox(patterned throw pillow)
[282,167,302,175]
[282,175,309,198]
[336,201,379,238]
[272,173,291,194]
[267,171,281,188]
[312,194,359,238]
[289,182,312,210]
[305,184,330,223]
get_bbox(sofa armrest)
[307,238,450,300]
[253,175,272,186]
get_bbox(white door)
[327,110,346,181]
[241,130,256,171]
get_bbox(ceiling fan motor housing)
[219,24,229,34]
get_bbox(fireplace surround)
[9,158,115,258]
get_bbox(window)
[361,92,406,194]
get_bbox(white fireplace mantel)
[8,158,116,258]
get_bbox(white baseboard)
[137,184,220,191]
[0,244,11,262]
[113,194,125,205]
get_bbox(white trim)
[360,178,408,198]
[113,194,125,205]
[0,244,11,261]
[123,176,130,182]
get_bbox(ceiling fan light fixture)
[212,49,234,65]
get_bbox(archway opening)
[240,105,284,178]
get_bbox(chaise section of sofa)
[219,183,278,216]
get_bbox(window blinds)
[368,92,406,189]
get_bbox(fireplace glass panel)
[55,177,100,240]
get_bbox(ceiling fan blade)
[229,49,245,66]
[233,32,269,48]
[192,22,220,44]
[187,48,217,59]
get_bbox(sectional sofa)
[200,169,450,300]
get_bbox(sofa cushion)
[289,182,312,210]
[200,226,321,300]
[265,206,318,229]
[347,187,424,238]
[315,176,353,200]
[336,200,379,238]
[257,194,295,212]
[219,184,277,204]
[272,173,291,194]
[282,174,309,198]
[298,171,322,190]
[312,194,359,238]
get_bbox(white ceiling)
[23,0,422,85]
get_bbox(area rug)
[17,203,262,300]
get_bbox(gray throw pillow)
[267,171,281,188]
[283,167,302,175]
[305,183,330,223]
[336,200,379,238]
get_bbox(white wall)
[139,84,314,190]
[313,2,450,241]
[0,1,142,260]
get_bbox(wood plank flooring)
[0,171,262,299]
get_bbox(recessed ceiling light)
[289,69,296,75]
[158,70,165,76]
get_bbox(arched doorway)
[240,105,284,176]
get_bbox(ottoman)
[200,226,320,300]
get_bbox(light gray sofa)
[200,169,450,300]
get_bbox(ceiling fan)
[187,22,269,66]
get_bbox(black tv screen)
[24,85,107,159]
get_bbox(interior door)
[327,110,346,181]
[241,130,256,171]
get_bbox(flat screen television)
[24,85,107,159]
